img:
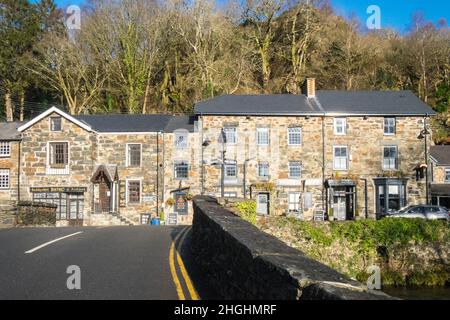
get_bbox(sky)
[53,0,450,33]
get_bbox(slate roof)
[0,121,24,140]
[194,90,435,116]
[430,145,450,166]
[75,114,196,133]
[316,90,435,115]
[194,94,323,115]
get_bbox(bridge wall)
[191,196,394,300]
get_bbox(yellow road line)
[176,227,200,300]
[169,228,188,300]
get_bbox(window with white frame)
[223,127,237,144]
[0,141,10,157]
[384,117,396,135]
[50,116,62,131]
[127,180,141,203]
[256,127,269,145]
[445,168,450,182]
[383,146,398,170]
[49,142,68,167]
[224,162,237,179]
[127,144,141,167]
[288,192,301,213]
[258,162,269,178]
[333,146,348,170]
[289,161,302,178]
[174,131,188,149]
[288,127,302,145]
[0,169,10,189]
[174,161,189,179]
[334,118,347,135]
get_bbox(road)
[0,226,218,300]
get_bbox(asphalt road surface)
[0,226,219,300]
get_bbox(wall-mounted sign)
[141,214,151,225]
[30,187,87,193]
[142,194,156,203]
[168,212,178,225]
[174,193,188,215]
[119,181,126,207]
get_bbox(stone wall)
[16,201,56,226]
[0,141,20,204]
[162,131,201,224]
[200,115,428,219]
[96,133,161,224]
[191,196,393,300]
[20,113,96,224]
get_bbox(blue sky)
[54,0,450,33]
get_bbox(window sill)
[0,155,11,158]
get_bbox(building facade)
[430,145,450,208]
[0,79,440,226]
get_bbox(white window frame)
[223,127,237,145]
[334,118,347,135]
[49,116,62,131]
[126,179,142,205]
[288,161,302,179]
[288,192,301,213]
[126,143,142,167]
[174,160,189,180]
[383,146,398,170]
[445,168,450,183]
[256,127,269,146]
[0,169,10,189]
[174,130,189,149]
[333,146,348,170]
[0,141,11,157]
[287,127,302,145]
[46,141,70,175]
[258,162,270,178]
[224,162,237,179]
[384,117,396,135]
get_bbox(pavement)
[0,225,219,300]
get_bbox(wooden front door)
[99,180,111,213]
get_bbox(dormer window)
[50,117,62,131]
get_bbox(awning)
[325,179,356,188]
[430,184,450,196]
[91,165,118,183]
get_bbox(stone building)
[0,78,439,226]
[430,145,450,208]
[0,122,22,227]
[195,79,436,220]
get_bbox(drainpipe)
[243,160,247,199]
[162,132,166,211]
[360,178,368,219]
[200,114,205,195]
[156,131,160,217]
[322,115,326,211]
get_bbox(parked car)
[384,205,449,221]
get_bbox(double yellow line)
[169,227,199,300]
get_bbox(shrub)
[236,201,257,225]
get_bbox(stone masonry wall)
[20,113,96,225]
[201,115,428,219]
[201,115,323,219]
[191,196,393,300]
[0,140,20,227]
[96,133,161,224]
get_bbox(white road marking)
[24,231,83,254]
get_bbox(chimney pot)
[306,78,316,98]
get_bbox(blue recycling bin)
[151,218,160,225]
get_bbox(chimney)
[306,78,316,98]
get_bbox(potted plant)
[165,198,175,207]
[183,193,193,201]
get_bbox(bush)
[236,201,257,225]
